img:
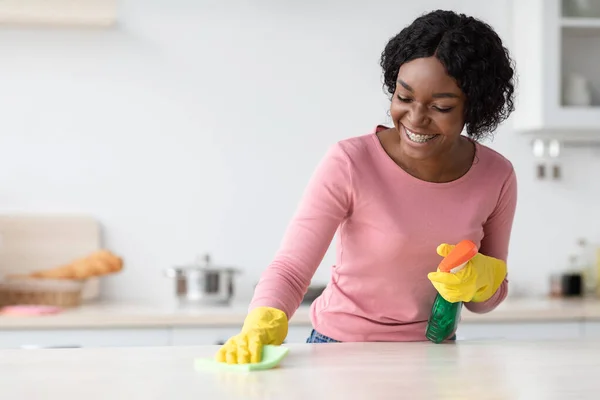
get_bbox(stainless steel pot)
[164,254,240,306]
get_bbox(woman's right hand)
[215,306,288,364]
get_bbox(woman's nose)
[407,103,429,127]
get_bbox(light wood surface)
[0,214,101,299]
[0,0,117,27]
[1,297,600,329]
[0,340,599,399]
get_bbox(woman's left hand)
[427,243,507,303]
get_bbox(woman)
[217,9,517,364]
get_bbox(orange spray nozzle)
[438,240,478,273]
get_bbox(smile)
[403,125,438,143]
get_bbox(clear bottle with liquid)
[574,238,596,296]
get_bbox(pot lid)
[171,253,241,273]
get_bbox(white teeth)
[405,127,436,143]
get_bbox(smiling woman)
[382,56,472,182]
[378,9,515,183]
[215,9,518,364]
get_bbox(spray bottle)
[425,239,478,343]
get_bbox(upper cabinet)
[512,0,600,140]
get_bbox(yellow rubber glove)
[427,243,507,303]
[215,306,288,364]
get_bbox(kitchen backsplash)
[0,0,599,303]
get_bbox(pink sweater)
[250,126,517,342]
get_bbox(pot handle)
[163,268,179,278]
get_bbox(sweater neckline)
[370,125,480,188]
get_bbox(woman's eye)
[397,94,454,113]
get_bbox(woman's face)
[389,56,466,161]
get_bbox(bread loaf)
[29,249,123,280]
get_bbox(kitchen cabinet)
[0,328,171,349]
[582,321,600,338]
[170,327,242,346]
[456,321,582,340]
[169,326,312,346]
[0,326,313,349]
[0,322,589,349]
[512,0,600,140]
[171,322,589,345]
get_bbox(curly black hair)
[380,10,515,140]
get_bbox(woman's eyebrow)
[397,79,459,98]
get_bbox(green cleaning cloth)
[194,345,290,372]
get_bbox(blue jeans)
[306,329,340,343]
[306,329,456,343]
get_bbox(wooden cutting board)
[0,214,101,300]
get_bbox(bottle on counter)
[425,240,478,344]
[596,246,600,298]
[575,238,597,297]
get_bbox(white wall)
[0,0,599,303]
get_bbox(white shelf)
[561,17,600,36]
[561,17,600,27]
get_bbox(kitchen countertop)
[1,297,600,330]
[1,340,599,399]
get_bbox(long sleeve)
[249,142,354,319]
[465,167,517,314]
